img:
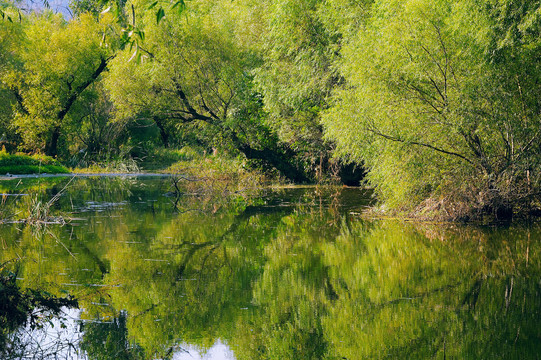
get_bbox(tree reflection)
[80,311,144,360]
[238,220,541,359]
[1,178,540,359]
[0,263,79,359]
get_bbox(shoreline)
[0,173,175,180]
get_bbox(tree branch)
[56,55,114,122]
[367,125,474,164]
[10,86,29,115]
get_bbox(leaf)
[114,5,122,22]
[128,45,139,63]
[156,7,165,24]
[101,6,111,14]
[136,30,145,41]
[148,1,158,10]
[171,0,184,10]
[171,0,186,15]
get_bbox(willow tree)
[105,0,309,182]
[0,7,24,149]
[323,0,541,220]
[3,12,117,156]
[246,0,338,177]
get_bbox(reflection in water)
[0,265,79,359]
[0,177,540,359]
[174,341,235,360]
[80,311,144,360]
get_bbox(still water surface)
[0,176,540,359]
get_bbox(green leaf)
[136,30,145,41]
[156,7,165,24]
[171,0,184,10]
[148,1,158,10]
[114,6,122,23]
[171,0,186,15]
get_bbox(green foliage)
[323,0,541,219]
[237,0,340,176]
[104,0,311,181]
[71,156,139,173]
[6,0,541,204]
[63,82,127,160]
[136,147,195,171]
[2,12,117,157]
[164,146,268,192]
[0,151,69,174]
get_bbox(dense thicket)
[323,0,541,220]
[1,0,541,219]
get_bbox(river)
[0,176,539,359]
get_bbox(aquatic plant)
[22,177,75,226]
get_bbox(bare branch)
[368,125,474,164]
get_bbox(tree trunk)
[44,56,112,158]
[45,126,61,157]
[153,116,169,148]
[236,141,310,183]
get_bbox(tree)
[323,0,541,219]
[0,9,24,150]
[63,82,126,159]
[248,0,338,178]
[105,0,310,182]
[3,12,117,156]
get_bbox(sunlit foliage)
[323,0,541,219]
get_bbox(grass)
[161,147,270,193]
[0,151,69,175]
[70,158,140,174]
[137,147,193,171]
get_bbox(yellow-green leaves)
[146,0,186,25]
[2,12,115,154]
[323,0,541,219]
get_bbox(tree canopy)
[2,0,541,217]
[323,0,541,219]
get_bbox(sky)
[20,0,73,18]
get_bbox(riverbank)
[0,172,173,180]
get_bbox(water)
[0,176,540,359]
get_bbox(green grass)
[157,146,272,192]
[137,147,195,171]
[70,158,139,174]
[0,152,69,175]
